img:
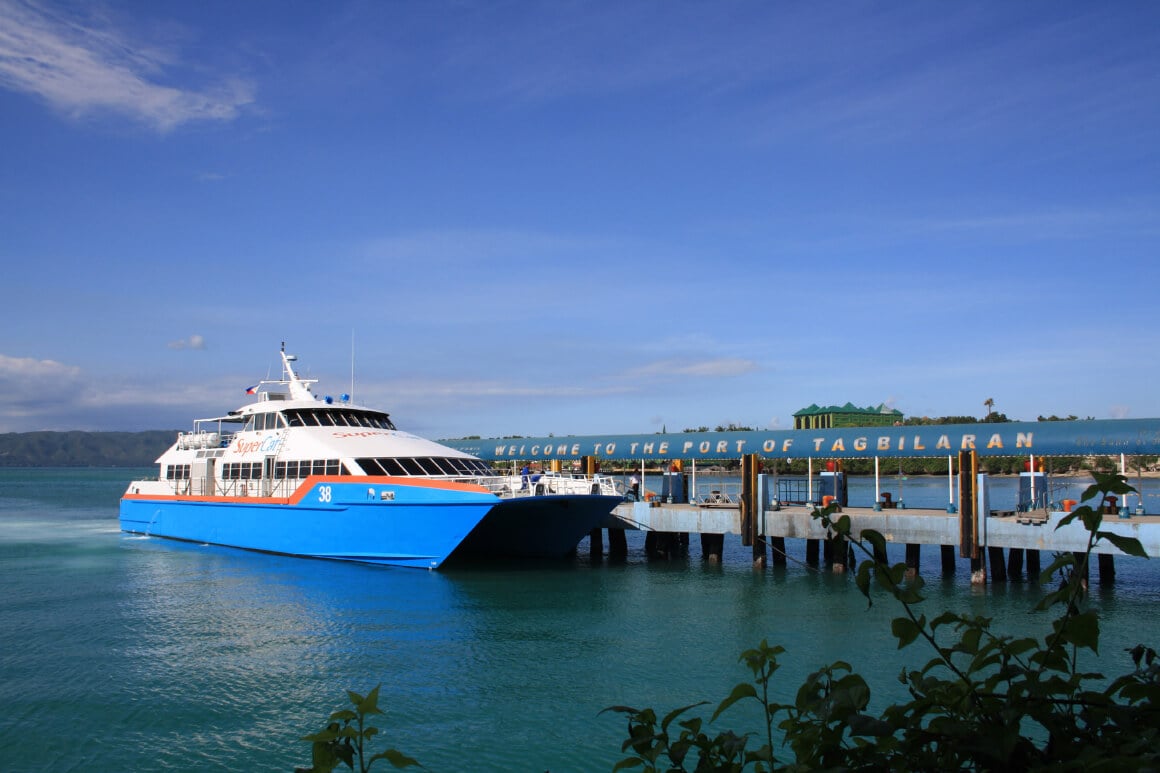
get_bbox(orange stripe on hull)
[121,475,492,505]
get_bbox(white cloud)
[0,353,84,427]
[0,0,253,131]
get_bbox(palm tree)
[984,398,994,418]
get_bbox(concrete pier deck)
[608,502,1160,558]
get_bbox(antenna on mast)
[350,329,356,404]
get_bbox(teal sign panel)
[443,419,1160,462]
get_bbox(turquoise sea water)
[2,468,1158,771]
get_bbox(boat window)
[325,460,340,475]
[443,458,469,475]
[380,458,406,475]
[358,458,384,475]
[395,458,423,475]
[423,458,453,475]
[285,411,304,427]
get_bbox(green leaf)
[1064,609,1101,653]
[713,683,757,720]
[891,616,923,649]
[863,529,887,559]
[855,560,873,604]
[1096,531,1149,558]
[370,748,422,769]
[661,701,706,731]
[357,684,384,716]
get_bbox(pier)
[602,498,1159,579]
[441,418,1160,582]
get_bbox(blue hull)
[120,479,498,570]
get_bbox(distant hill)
[0,431,178,467]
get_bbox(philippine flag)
[244,384,259,395]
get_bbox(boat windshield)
[283,408,396,430]
[356,457,496,476]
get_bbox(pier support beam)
[1098,553,1116,585]
[905,544,921,578]
[769,537,787,567]
[1073,552,1090,588]
[1007,548,1024,580]
[609,528,627,558]
[988,547,1007,583]
[700,533,724,563]
[588,527,603,557]
[1026,549,1041,580]
[941,545,956,575]
[805,539,820,566]
[646,531,682,560]
[829,534,848,574]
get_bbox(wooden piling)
[739,453,766,569]
[970,554,987,585]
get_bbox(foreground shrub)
[605,472,1159,771]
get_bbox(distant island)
[0,430,178,467]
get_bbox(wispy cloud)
[623,357,760,380]
[167,335,206,351]
[0,0,253,131]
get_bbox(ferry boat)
[119,346,625,569]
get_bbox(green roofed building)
[793,402,903,430]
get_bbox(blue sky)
[1,1,1158,439]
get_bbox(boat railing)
[175,431,234,450]
[475,472,625,500]
[164,473,626,500]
